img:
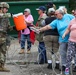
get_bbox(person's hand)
[29,27,40,34]
[62,34,65,39]
[36,29,40,34]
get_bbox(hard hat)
[1,2,9,8]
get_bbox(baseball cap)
[48,8,55,13]
[24,8,31,14]
[36,6,46,11]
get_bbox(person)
[59,6,67,14]
[42,8,59,69]
[19,8,34,54]
[46,2,56,10]
[38,9,74,70]
[0,2,12,72]
[62,9,76,75]
[45,2,56,16]
[71,10,74,15]
[59,6,76,72]
[35,6,47,64]
[1,2,12,48]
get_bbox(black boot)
[55,63,60,69]
[73,66,76,72]
[59,66,66,71]
[47,63,52,69]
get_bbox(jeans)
[59,42,68,66]
[38,42,47,63]
[20,34,31,50]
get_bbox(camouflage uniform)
[1,2,11,47]
[2,15,11,47]
[0,2,12,72]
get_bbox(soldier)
[0,2,11,72]
[1,2,12,48]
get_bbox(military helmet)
[1,2,9,8]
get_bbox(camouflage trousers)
[6,34,11,46]
[0,43,6,65]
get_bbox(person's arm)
[39,19,57,32]
[25,20,32,24]
[62,20,72,39]
[39,25,52,32]
[62,28,70,39]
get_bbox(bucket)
[13,13,27,31]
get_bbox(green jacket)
[36,14,47,42]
